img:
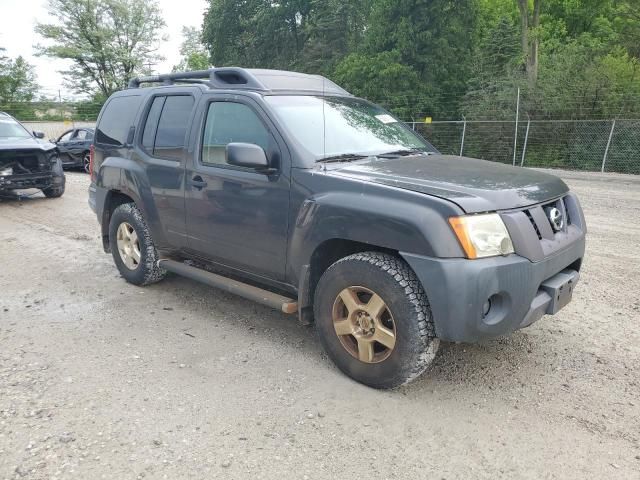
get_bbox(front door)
[184,97,290,281]
[66,129,89,165]
[56,129,75,165]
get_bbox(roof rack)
[127,67,351,96]
[128,67,267,90]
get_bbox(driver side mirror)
[33,131,45,139]
[226,142,270,171]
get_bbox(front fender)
[287,187,465,283]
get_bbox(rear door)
[184,95,290,280]
[131,90,199,249]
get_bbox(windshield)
[264,96,436,159]
[0,116,32,139]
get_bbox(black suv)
[0,112,65,198]
[89,68,586,388]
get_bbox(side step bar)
[158,259,298,314]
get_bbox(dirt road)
[1,171,639,479]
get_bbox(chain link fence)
[411,119,640,174]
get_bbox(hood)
[325,154,569,213]
[0,136,55,152]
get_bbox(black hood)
[325,154,569,213]
[0,136,56,152]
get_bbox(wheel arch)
[97,156,167,252]
[100,190,137,252]
[297,237,401,325]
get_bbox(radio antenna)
[322,74,326,162]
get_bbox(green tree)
[516,0,542,85]
[0,53,39,103]
[201,0,369,73]
[613,0,640,58]
[299,0,370,74]
[334,51,422,119]
[358,0,479,117]
[35,0,166,97]
[173,26,210,71]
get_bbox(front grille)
[500,193,585,263]
[525,210,542,239]
[0,150,48,173]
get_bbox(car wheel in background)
[43,156,65,198]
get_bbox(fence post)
[459,116,467,156]
[520,114,531,167]
[601,119,616,173]
[512,87,520,166]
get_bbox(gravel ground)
[1,170,639,480]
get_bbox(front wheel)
[108,203,166,286]
[314,252,439,389]
[43,156,65,198]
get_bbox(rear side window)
[96,95,140,146]
[152,95,194,161]
[141,96,165,151]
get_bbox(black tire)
[43,157,65,198]
[108,202,166,286]
[314,252,439,389]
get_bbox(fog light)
[482,299,492,317]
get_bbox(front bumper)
[0,172,54,191]
[401,235,585,342]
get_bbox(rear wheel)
[108,203,166,285]
[82,152,90,173]
[314,252,439,389]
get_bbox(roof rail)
[127,67,352,96]
[128,67,268,90]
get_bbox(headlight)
[0,167,13,176]
[449,213,514,259]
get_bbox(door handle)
[189,175,207,189]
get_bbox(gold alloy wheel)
[332,286,397,363]
[116,222,141,270]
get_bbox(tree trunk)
[517,0,541,85]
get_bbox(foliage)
[35,0,166,98]
[0,51,39,103]
[173,27,210,72]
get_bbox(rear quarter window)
[96,95,141,146]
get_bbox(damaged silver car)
[0,112,65,198]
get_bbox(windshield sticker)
[375,114,397,124]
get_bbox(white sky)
[0,0,208,100]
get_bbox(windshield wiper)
[316,153,369,163]
[377,148,433,158]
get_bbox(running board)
[158,259,298,314]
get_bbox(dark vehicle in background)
[0,112,65,198]
[52,127,94,173]
[88,68,586,389]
